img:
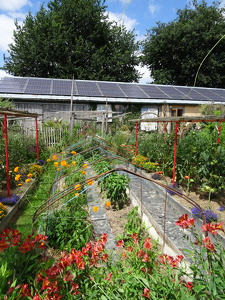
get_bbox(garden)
[0,111,225,299]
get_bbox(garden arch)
[0,108,39,196]
[131,115,225,185]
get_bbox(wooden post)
[3,115,10,197]
[35,117,40,160]
[135,121,139,156]
[172,122,179,186]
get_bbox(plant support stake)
[172,122,179,186]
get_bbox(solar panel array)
[0,76,225,102]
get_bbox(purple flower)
[36,159,45,165]
[0,194,20,206]
[218,206,225,211]
[191,207,218,223]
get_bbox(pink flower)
[142,288,150,298]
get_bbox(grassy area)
[8,164,56,236]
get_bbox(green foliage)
[0,98,15,109]
[141,0,225,87]
[200,103,225,115]
[4,0,140,82]
[100,172,129,209]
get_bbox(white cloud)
[148,0,160,15]
[136,65,153,84]
[0,69,13,79]
[0,14,16,52]
[0,0,31,11]
[107,11,138,31]
[8,12,27,19]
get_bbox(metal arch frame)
[0,108,40,197]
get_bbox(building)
[0,76,224,131]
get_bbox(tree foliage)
[4,0,140,82]
[141,0,225,87]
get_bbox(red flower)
[202,222,223,235]
[142,288,150,298]
[184,176,190,179]
[116,239,124,247]
[0,239,9,252]
[202,236,215,252]
[157,171,163,174]
[19,239,35,253]
[175,214,195,229]
[20,284,32,297]
[144,237,153,250]
[184,281,194,290]
[105,273,113,281]
[131,233,138,244]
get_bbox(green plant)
[100,172,129,209]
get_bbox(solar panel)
[118,83,148,98]
[175,87,210,100]
[25,78,51,94]
[76,81,102,96]
[0,77,27,93]
[193,88,225,101]
[52,79,72,95]
[97,82,125,97]
[208,89,225,101]
[140,85,170,98]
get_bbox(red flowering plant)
[175,213,225,299]
[0,228,49,298]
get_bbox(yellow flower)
[15,174,21,181]
[87,180,94,186]
[57,168,61,171]
[93,206,99,212]
[105,201,111,208]
[25,178,31,183]
[27,173,33,178]
[82,163,88,169]
[17,183,23,186]
[61,151,65,154]
[60,160,67,167]
[75,193,80,197]
[54,162,59,167]
[52,154,58,160]
[14,166,19,172]
[46,158,51,162]
[81,170,86,175]
[71,161,76,165]
[74,184,81,191]
[71,151,77,155]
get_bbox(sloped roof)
[0,76,225,103]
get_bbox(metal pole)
[69,76,74,134]
[35,117,40,160]
[172,122,179,186]
[3,115,10,197]
[135,122,139,156]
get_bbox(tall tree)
[141,0,225,87]
[4,0,140,82]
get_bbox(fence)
[39,127,68,147]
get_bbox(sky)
[0,0,223,83]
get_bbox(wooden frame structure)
[0,108,40,197]
[130,115,225,185]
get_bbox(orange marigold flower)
[75,193,80,197]
[46,158,51,162]
[105,201,111,207]
[93,206,99,212]
[82,163,88,168]
[60,160,67,167]
[75,184,81,191]
[87,180,94,185]
[72,161,76,165]
[71,151,77,155]
[14,166,19,172]
[17,183,23,186]
[57,168,61,171]
[52,154,58,160]
[25,178,31,183]
[27,173,33,178]
[81,170,86,175]
[54,162,59,167]
[15,174,21,181]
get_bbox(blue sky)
[0,0,222,82]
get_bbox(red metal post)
[35,117,40,160]
[135,122,139,156]
[217,123,222,144]
[3,115,10,197]
[172,122,179,186]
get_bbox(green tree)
[4,0,140,82]
[141,0,225,87]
